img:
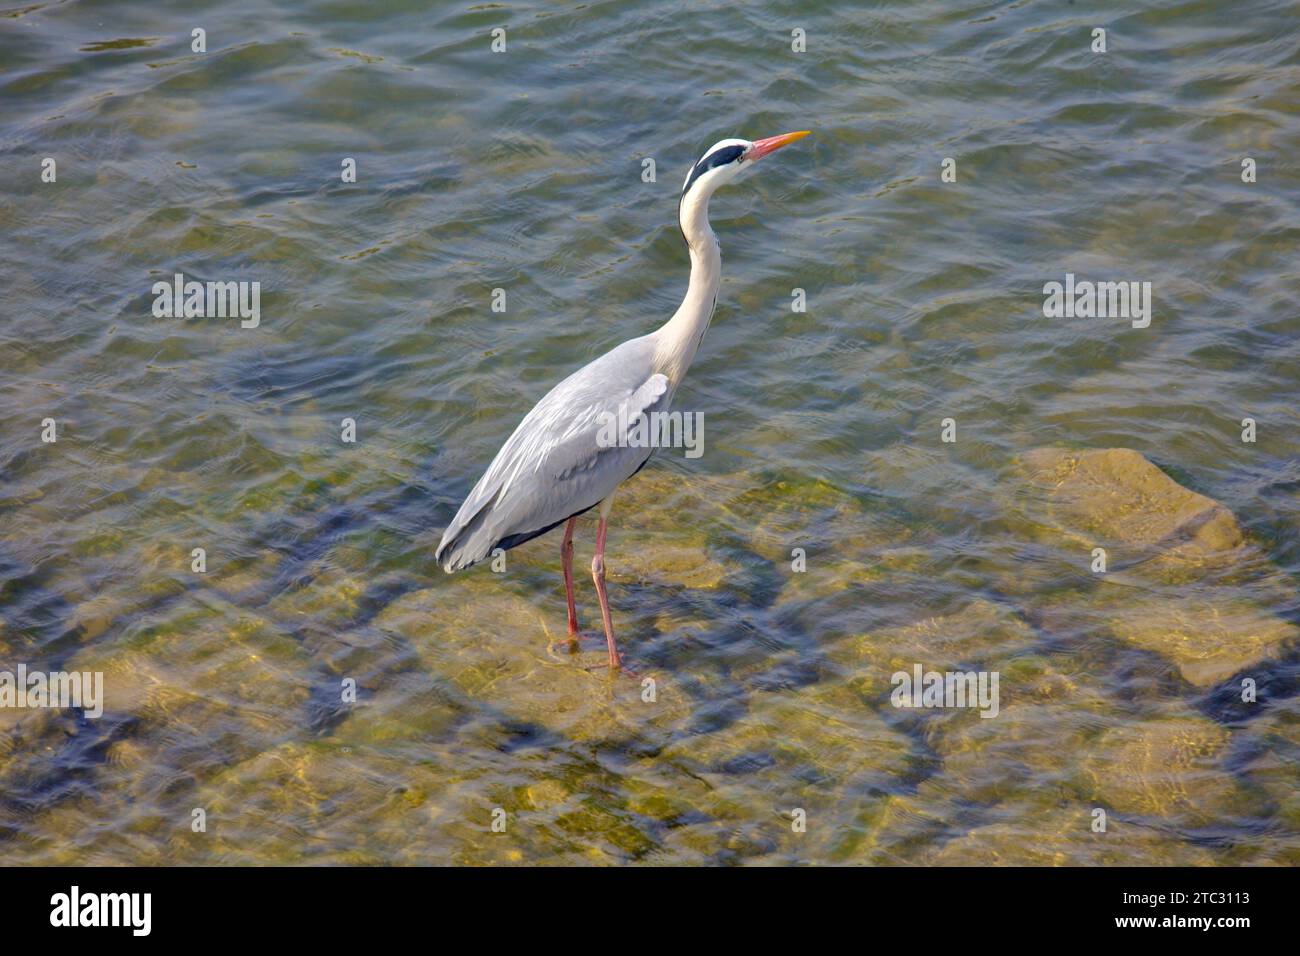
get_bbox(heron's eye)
[710,145,745,168]
[682,144,747,195]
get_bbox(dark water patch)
[748,658,823,694]
[3,0,1297,864]
[685,696,747,737]
[491,718,566,755]
[79,38,159,52]
[1,710,134,814]
[1199,656,1300,725]
[222,349,372,409]
[714,751,776,775]
[0,551,77,655]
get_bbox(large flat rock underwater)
[1014,447,1297,687]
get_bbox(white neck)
[653,186,722,386]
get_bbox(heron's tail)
[434,502,498,573]
[436,493,582,573]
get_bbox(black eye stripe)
[705,144,746,169]
[681,144,747,196]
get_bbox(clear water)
[1,0,1297,864]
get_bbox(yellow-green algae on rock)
[831,598,1039,676]
[67,598,313,719]
[1104,596,1297,688]
[656,681,921,863]
[920,805,1220,866]
[916,656,1117,806]
[500,467,741,591]
[1016,447,1295,685]
[1020,447,1245,558]
[1236,695,1300,858]
[1029,579,1298,689]
[1078,715,1255,827]
[828,793,961,865]
[187,741,460,865]
[266,560,366,627]
[599,468,744,589]
[373,581,692,749]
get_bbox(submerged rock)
[61,600,316,786]
[924,681,1113,793]
[1020,447,1243,560]
[190,741,460,864]
[831,793,962,865]
[907,654,1120,818]
[374,582,692,749]
[1017,447,1292,686]
[833,597,1039,677]
[1032,581,1296,689]
[266,562,366,627]
[1236,695,1300,856]
[658,680,920,861]
[1105,597,1297,688]
[505,467,740,591]
[327,667,464,747]
[1078,715,1255,827]
[614,466,897,593]
[923,805,1219,866]
[721,472,869,555]
[605,540,732,590]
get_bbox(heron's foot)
[579,655,641,679]
[545,634,581,661]
[546,630,611,661]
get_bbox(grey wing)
[435,337,670,572]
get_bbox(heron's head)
[680,130,810,201]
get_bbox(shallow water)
[1,0,1298,864]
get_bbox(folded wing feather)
[435,336,671,572]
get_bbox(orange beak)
[746,130,810,161]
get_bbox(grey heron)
[436,130,810,670]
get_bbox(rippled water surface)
[2,0,1298,864]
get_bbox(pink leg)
[590,515,623,670]
[561,516,579,637]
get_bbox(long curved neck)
[653,187,721,386]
